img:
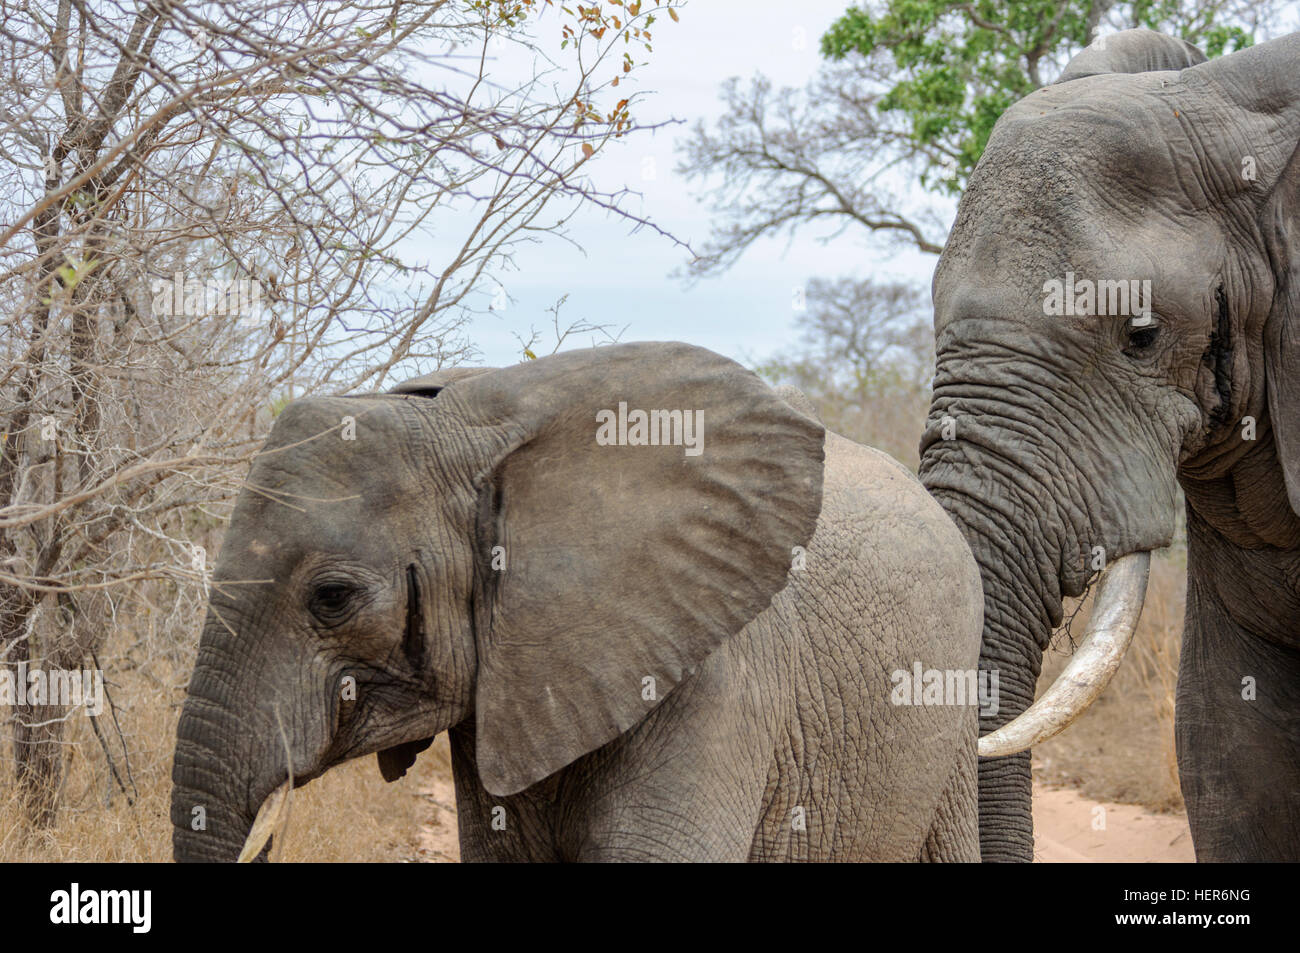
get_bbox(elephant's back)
[819,431,983,627]
[744,431,982,860]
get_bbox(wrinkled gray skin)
[172,342,982,862]
[920,29,1300,861]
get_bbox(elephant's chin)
[377,736,436,782]
[979,551,1151,758]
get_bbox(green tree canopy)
[821,1,1259,195]
[678,0,1283,274]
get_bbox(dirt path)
[411,761,1194,863]
[410,736,460,862]
[1032,782,1194,862]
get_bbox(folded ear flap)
[1261,142,1300,516]
[390,366,497,398]
[1186,33,1300,513]
[1055,28,1205,84]
[444,342,825,796]
[773,384,824,425]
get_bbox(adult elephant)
[919,29,1300,861]
[172,342,983,862]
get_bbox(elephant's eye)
[309,581,357,621]
[1122,316,1160,358]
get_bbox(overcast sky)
[419,1,949,369]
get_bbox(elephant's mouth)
[978,551,1151,757]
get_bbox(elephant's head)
[170,342,824,861]
[918,30,1300,860]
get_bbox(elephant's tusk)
[237,780,291,863]
[978,551,1151,758]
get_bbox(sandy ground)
[411,768,1194,862]
[414,771,460,862]
[1033,783,1194,862]
[412,737,460,863]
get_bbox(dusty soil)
[1033,783,1193,862]
[413,735,460,863]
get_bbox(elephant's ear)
[773,384,824,425]
[1191,34,1300,515]
[390,366,496,398]
[1055,28,1205,84]
[442,342,825,796]
[1261,143,1300,515]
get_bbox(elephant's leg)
[1176,577,1300,861]
[450,675,767,862]
[572,799,756,862]
[566,673,768,862]
[920,717,979,862]
[448,723,565,862]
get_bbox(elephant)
[171,341,984,862]
[918,28,1300,861]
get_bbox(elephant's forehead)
[939,93,1231,313]
[241,397,428,538]
[1006,72,1193,147]
[223,463,412,578]
[984,76,1234,214]
[258,397,424,482]
[265,396,406,451]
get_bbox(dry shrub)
[2,651,182,861]
[0,0,676,840]
[0,654,436,862]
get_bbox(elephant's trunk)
[924,481,1061,861]
[918,370,1103,861]
[170,675,257,862]
[918,323,1177,859]
[922,428,1154,861]
[171,618,280,863]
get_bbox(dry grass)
[1033,547,1187,812]
[0,661,436,862]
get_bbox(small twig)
[93,649,137,800]
[86,709,133,807]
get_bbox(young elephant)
[170,342,982,861]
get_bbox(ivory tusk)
[237,780,291,863]
[978,551,1151,758]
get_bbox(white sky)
[419,0,951,369]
